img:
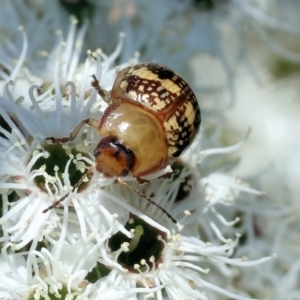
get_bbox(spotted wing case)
[111,63,201,160]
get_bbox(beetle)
[43,63,201,223]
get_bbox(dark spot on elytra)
[157,68,174,80]
[145,63,174,80]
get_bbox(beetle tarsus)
[136,177,150,185]
[91,74,110,102]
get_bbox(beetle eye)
[94,149,101,157]
[121,169,129,177]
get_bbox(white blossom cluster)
[221,1,300,299]
[1,1,295,299]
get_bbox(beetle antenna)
[116,177,177,224]
[42,168,94,213]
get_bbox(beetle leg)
[45,118,99,144]
[158,169,178,179]
[136,177,150,185]
[91,74,110,103]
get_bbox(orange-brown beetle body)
[93,63,201,179]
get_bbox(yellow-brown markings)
[128,90,137,99]
[131,67,157,80]
[184,100,196,128]
[120,80,128,90]
[160,92,169,99]
[131,67,182,94]
[168,146,178,157]
[142,94,149,102]
[164,115,180,132]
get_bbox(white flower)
[90,217,275,300]
[201,173,259,206]
[0,19,135,249]
[0,90,126,249]
[0,4,282,300]
[0,15,126,111]
[0,1,57,72]
[0,239,98,299]
[209,2,300,298]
